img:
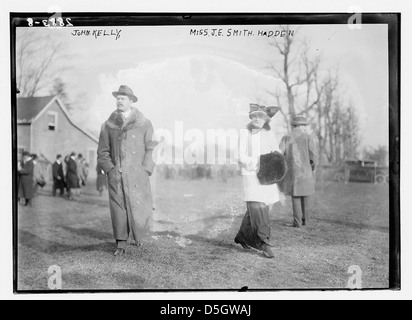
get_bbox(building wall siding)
[30,100,98,179]
[17,124,31,152]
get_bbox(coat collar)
[106,107,147,130]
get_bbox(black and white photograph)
[7,9,401,296]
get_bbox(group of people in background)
[18,151,91,205]
[52,152,90,200]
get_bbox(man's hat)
[22,151,30,157]
[112,85,138,103]
[249,103,280,119]
[291,115,309,126]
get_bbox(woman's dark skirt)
[235,201,271,250]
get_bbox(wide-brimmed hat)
[112,85,138,103]
[249,103,280,119]
[266,106,280,118]
[291,115,309,126]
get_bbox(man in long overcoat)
[97,85,156,256]
[52,154,65,197]
[18,151,34,206]
[65,152,79,200]
[279,115,318,228]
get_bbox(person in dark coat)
[18,151,35,206]
[65,152,80,200]
[97,85,157,256]
[52,154,65,196]
[279,115,318,228]
[77,153,87,187]
[32,154,46,195]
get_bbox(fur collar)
[246,121,271,132]
[106,107,147,131]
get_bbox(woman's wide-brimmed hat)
[291,115,309,126]
[249,103,280,119]
[112,85,138,103]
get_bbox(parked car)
[334,159,389,184]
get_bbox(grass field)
[16,175,389,291]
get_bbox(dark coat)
[97,107,156,242]
[52,161,65,189]
[65,157,79,189]
[279,127,318,196]
[18,159,34,199]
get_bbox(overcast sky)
[17,23,388,148]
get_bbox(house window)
[48,112,58,131]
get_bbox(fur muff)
[257,151,288,185]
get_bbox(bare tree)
[363,145,388,166]
[51,77,71,109]
[266,26,324,132]
[266,26,302,126]
[16,28,69,97]
[341,105,361,160]
[312,62,328,164]
[322,71,340,162]
[265,27,362,164]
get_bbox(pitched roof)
[17,95,98,143]
[17,96,55,123]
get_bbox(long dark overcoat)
[65,157,79,189]
[97,107,156,242]
[52,161,65,189]
[279,127,318,196]
[18,159,34,199]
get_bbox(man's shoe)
[131,240,142,247]
[234,237,251,250]
[114,248,126,256]
[262,244,274,258]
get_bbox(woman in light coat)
[234,104,283,258]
